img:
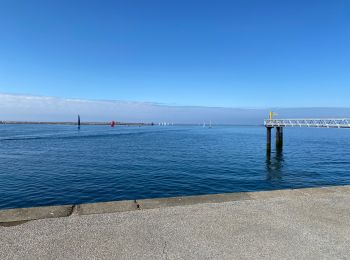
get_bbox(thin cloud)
[0,93,349,124]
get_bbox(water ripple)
[0,125,349,209]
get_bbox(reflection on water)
[266,146,284,181]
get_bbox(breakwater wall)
[0,121,153,126]
[1,185,349,225]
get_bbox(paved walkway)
[1,186,350,259]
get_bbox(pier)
[265,115,350,149]
[1,186,350,259]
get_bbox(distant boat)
[203,121,206,128]
[209,120,212,128]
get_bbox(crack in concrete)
[134,200,141,210]
[67,205,78,217]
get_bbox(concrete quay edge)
[0,185,349,224]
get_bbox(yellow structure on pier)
[269,112,278,120]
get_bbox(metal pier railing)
[264,118,350,128]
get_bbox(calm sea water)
[0,124,349,209]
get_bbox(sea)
[0,124,349,209]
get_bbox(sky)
[2,93,350,124]
[0,0,349,122]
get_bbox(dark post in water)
[276,127,283,148]
[78,115,81,130]
[266,127,272,150]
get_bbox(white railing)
[264,119,350,128]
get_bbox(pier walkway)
[1,186,350,259]
[264,118,350,128]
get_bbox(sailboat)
[203,121,206,128]
[209,120,212,128]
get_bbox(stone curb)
[137,192,252,209]
[0,205,74,223]
[78,200,138,215]
[0,185,349,224]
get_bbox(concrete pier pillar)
[276,127,283,148]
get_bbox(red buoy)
[111,121,116,127]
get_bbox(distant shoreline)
[0,121,264,127]
[0,121,153,126]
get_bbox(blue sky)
[2,93,350,124]
[0,0,349,108]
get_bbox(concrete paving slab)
[0,205,73,223]
[78,200,138,215]
[246,188,305,199]
[137,192,251,209]
[298,186,338,196]
[325,185,350,194]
